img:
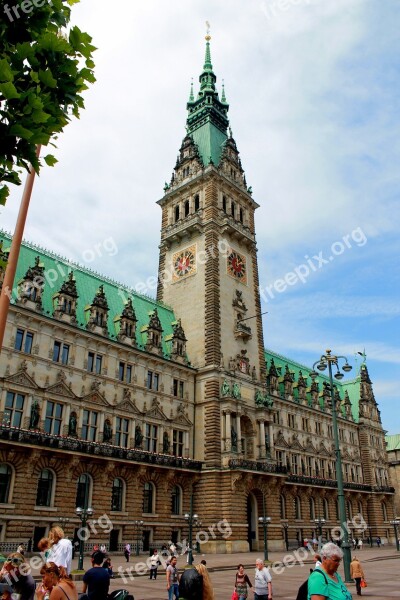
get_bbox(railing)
[228,459,288,474]
[373,485,395,493]
[0,426,202,471]
[287,474,372,491]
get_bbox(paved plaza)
[73,546,399,599]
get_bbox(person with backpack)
[308,542,352,600]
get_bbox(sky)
[1,0,399,433]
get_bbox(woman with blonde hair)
[195,562,214,600]
[36,562,78,600]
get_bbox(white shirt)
[48,538,72,574]
[254,566,272,595]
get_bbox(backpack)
[296,569,328,600]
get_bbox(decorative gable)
[5,362,39,389]
[46,379,76,399]
[144,397,168,421]
[275,430,289,448]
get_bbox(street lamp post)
[259,495,271,562]
[282,522,289,551]
[311,349,353,583]
[75,507,93,571]
[58,516,70,533]
[389,519,400,551]
[314,518,326,550]
[184,494,199,566]
[133,520,143,556]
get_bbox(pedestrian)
[308,542,352,600]
[124,542,131,562]
[38,537,51,561]
[234,563,252,600]
[102,556,114,578]
[254,558,272,600]
[179,564,203,600]
[0,552,35,600]
[47,526,73,575]
[170,542,177,555]
[149,548,161,580]
[376,536,381,548]
[36,562,78,600]
[350,556,365,596]
[196,562,214,600]
[0,591,12,600]
[166,555,180,600]
[17,543,25,555]
[313,554,322,569]
[357,539,363,551]
[100,544,106,553]
[81,551,110,600]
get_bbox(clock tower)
[157,34,270,537]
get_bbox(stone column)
[64,404,71,435]
[185,431,190,458]
[225,411,232,451]
[236,414,242,454]
[268,421,274,459]
[259,420,266,459]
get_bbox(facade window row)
[0,465,185,516]
[174,195,200,223]
[221,195,245,224]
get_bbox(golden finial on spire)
[205,20,211,41]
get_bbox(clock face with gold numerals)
[227,249,247,283]
[172,245,197,281]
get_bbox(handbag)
[231,592,239,600]
[360,579,367,588]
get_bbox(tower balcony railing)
[287,473,372,491]
[220,214,255,244]
[164,213,203,241]
[0,425,202,471]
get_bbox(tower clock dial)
[227,249,247,283]
[172,245,197,281]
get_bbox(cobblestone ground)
[67,547,399,600]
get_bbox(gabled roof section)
[264,348,361,422]
[0,231,182,360]
[386,434,400,451]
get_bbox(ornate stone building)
[0,36,395,554]
[386,435,400,518]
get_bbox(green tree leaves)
[0,0,96,204]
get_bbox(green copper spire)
[185,28,229,167]
[221,80,227,104]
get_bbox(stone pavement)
[70,546,399,600]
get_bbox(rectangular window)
[44,401,63,436]
[276,450,284,468]
[126,365,132,384]
[172,430,184,457]
[52,341,69,365]
[273,411,280,425]
[116,417,130,448]
[82,410,98,442]
[144,424,158,452]
[173,379,184,398]
[288,414,296,429]
[291,454,299,475]
[349,431,355,444]
[307,456,313,476]
[315,422,322,435]
[302,417,309,432]
[118,361,125,382]
[327,425,333,438]
[146,371,159,391]
[14,328,34,353]
[87,352,102,374]
[119,362,132,383]
[4,391,25,428]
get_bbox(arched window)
[280,494,286,519]
[194,195,200,211]
[184,200,190,217]
[175,205,180,222]
[0,464,12,504]
[323,498,329,520]
[143,482,155,514]
[76,473,92,509]
[295,496,302,520]
[111,478,124,512]
[171,485,182,515]
[36,469,54,507]
[382,502,387,522]
[309,497,315,520]
[347,500,353,520]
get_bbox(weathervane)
[206,20,211,41]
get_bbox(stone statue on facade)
[231,427,238,451]
[103,419,113,443]
[135,425,143,448]
[163,431,170,453]
[29,400,40,429]
[68,412,77,436]
[221,379,231,397]
[232,383,241,400]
